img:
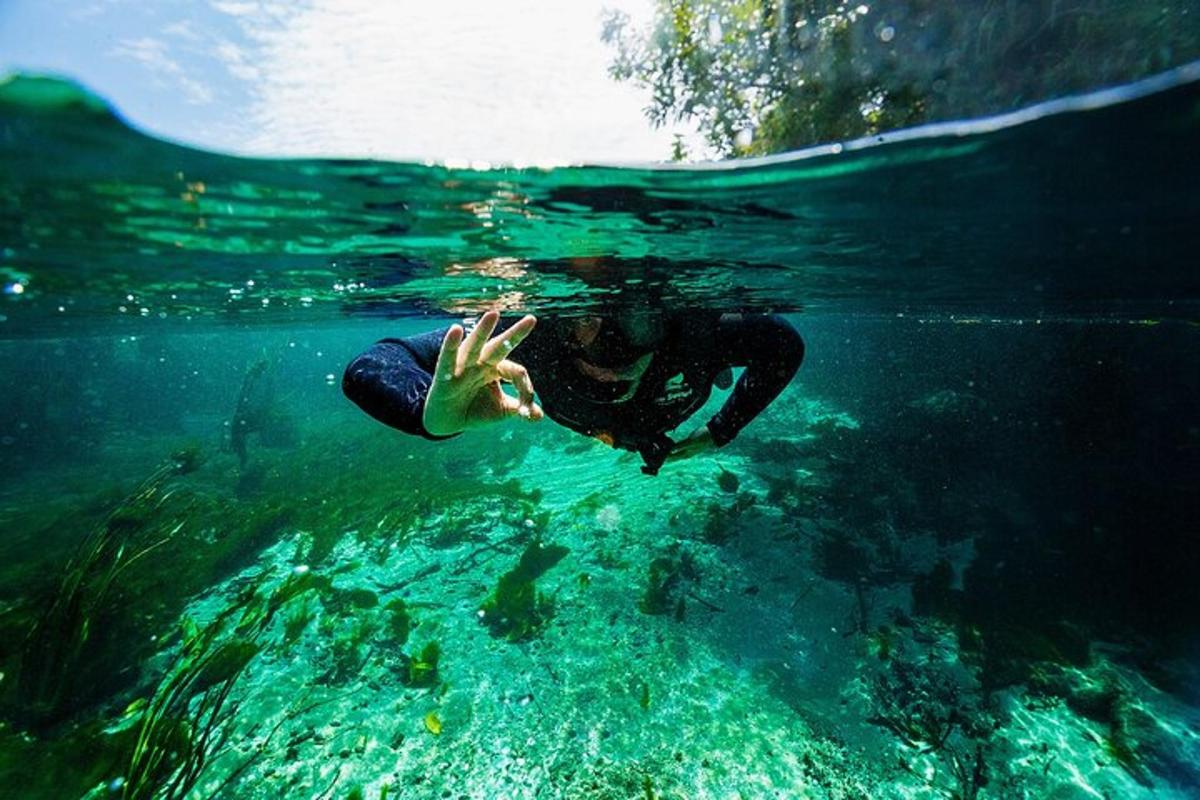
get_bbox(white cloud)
[111,36,213,105]
[208,0,694,163]
[215,40,261,81]
[163,20,202,42]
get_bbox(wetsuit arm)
[342,329,457,440]
[705,314,804,447]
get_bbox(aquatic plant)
[121,569,314,800]
[638,547,699,617]
[715,464,739,493]
[324,616,376,686]
[12,450,200,727]
[384,598,411,645]
[945,743,989,800]
[341,587,379,609]
[281,598,314,650]
[400,641,440,688]
[866,625,897,662]
[898,740,990,800]
[867,650,977,754]
[639,558,682,615]
[479,537,569,642]
[700,492,756,545]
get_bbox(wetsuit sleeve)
[705,314,804,447]
[342,329,456,440]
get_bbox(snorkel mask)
[562,312,665,403]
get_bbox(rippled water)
[3,64,1198,337]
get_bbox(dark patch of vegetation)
[322,616,376,686]
[700,492,756,545]
[479,537,570,642]
[911,559,961,620]
[281,597,315,650]
[7,449,200,730]
[638,546,699,617]
[384,599,411,646]
[867,640,985,754]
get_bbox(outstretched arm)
[342,329,455,439]
[342,312,542,439]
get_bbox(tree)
[602,0,1200,158]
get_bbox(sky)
[0,0,698,164]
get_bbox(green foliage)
[866,625,895,662]
[385,599,412,646]
[401,641,441,688]
[603,0,1200,157]
[866,642,983,754]
[640,558,682,615]
[121,572,297,800]
[638,547,699,616]
[325,616,376,686]
[513,537,571,581]
[0,423,544,790]
[282,598,314,649]
[479,538,569,642]
[10,454,196,729]
[701,492,756,545]
[343,587,379,609]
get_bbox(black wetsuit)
[342,313,804,474]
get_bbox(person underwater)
[342,308,804,474]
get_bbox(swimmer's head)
[561,311,664,401]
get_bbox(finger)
[457,310,499,373]
[497,392,544,422]
[480,314,536,366]
[434,324,464,384]
[496,358,535,411]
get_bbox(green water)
[1,69,1199,799]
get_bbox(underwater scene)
[1,64,1199,800]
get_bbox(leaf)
[514,540,569,582]
[192,641,259,694]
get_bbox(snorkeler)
[342,309,803,474]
